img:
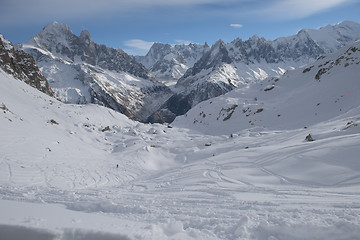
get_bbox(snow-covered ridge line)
[174,40,360,135]
[149,21,360,123]
[1,53,360,238]
[22,22,172,122]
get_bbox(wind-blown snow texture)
[1,38,360,239]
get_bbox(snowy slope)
[150,21,360,123]
[305,20,360,53]
[174,41,360,135]
[1,38,360,239]
[22,22,172,122]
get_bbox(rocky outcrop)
[0,34,53,96]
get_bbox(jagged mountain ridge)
[150,21,360,123]
[22,22,172,121]
[0,34,53,96]
[135,42,210,82]
[2,37,360,239]
[28,22,153,80]
[174,40,360,135]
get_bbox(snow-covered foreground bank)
[1,68,360,239]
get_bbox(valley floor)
[1,124,360,239]
[1,70,360,239]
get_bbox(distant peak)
[248,35,266,42]
[152,42,171,48]
[337,20,359,27]
[151,42,162,47]
[297,28,309,35]
[250,35,259,40]
[213,39,225,48]
[80,29,91,40]
[42,21,72,34]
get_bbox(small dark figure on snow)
[116,164,119,168]
[305,134,314,142]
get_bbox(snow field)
[1,51,360,240]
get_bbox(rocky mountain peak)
[22,23,173,122]
[147,43,172,57]
[136,42,210,81]
[42,21,72,35]
[213,39,226,48]
[26,22,156,80]
[180,39,231,79]
[79,30,92,43]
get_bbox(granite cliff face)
[23,22,172,122]
[0,34,53,96]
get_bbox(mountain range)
[21,22,171,122]
[174,40,360,135]
[2,20,360,124]
[135,42,210,83]
[149,21,360,122]
[1,23,360,239]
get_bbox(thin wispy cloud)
[1,0,355,27]
[123,39,155,56]
[230,24,243,28]
[0,0,241,26]
[255,0,353,20]
[1,0,359,53]
[174,40,193,45]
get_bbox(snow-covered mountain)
[147,40,237,123]
[0,34,53,96]
[151,21,360,123]
[22,22,172,122]
[304,20,360,53]
[1,37,360,239]
[135,42,210,83]
[174,40,360,135]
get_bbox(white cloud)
[123,39,155,56]
[174,40,193,45]
[256,0,353,20]
[230,24,243,28]
[124,39,154,50]
[1,0,240,19]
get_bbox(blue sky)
[1,0,360,55]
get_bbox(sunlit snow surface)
[1,41,360,240]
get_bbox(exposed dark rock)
[0,34,53,96]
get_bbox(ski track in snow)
[1,64,360,239]
[1,118,360,239]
